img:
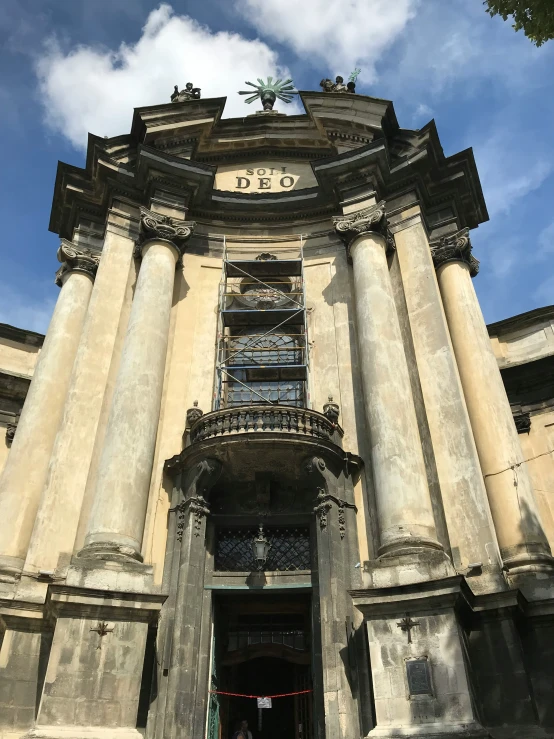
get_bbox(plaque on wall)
[406,658,432,696]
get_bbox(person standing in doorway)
[233,719,253,739]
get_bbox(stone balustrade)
[189,405,343,445]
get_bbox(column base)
[378,536,445,559]
[25,727,144,739]
[77,540,143,564]
[502,550,554,578]
[368,723,491,738]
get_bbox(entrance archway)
[210,594,313,739]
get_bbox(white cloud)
[538,221,554,260]
[473,129,553,217]
[534,274,554,305]
[413,103,432,123]
[237,0,418,83]
[0,283,55,334]
[35,3,298,150]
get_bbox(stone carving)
[320,75,355,94]
[323,395,340,424]
[333,200,394,254]
[176,495,211,540]
[238,77,298,111]
[511,404,531,434]
[314,489,333,530]
[55,240,100,287]
[172,458,222,540]
[186,400,203,428]
[136,207,195,255]
[320,69,360,94]
[5,422,17,446]
[306,456,356,536]
[171,83,201,102]
[430,228,480,277]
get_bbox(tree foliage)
[485,0,554,46]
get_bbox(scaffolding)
[214,237,309,410]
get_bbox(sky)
[1,0,553,333]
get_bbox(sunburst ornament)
[238,77,298,111]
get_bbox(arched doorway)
[210,595,313,739]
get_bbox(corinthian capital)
[55,240,100,287]
[430,228,480,277]
[137,207,196,256]
[333,200,394,254]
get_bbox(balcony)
[189,405,343,445]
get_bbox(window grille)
[227,614,307,652]
[214,526,311,571]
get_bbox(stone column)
[393,217,500,581]
[0,242,97,578]
[432,229,554,576]
[23,213,138,576]
[334,203,442,557]
[79,209,194,562]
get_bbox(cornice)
[429,227,479,277]
[49,94,489,238]
[488,305,554,337]
[0,324,44,347]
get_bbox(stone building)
[0,84,553,739]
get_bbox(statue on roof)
[320,69,360,94]
[238,76,298,111]
[171,82,201,103]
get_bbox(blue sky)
[1,0,553,332]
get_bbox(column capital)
[430,228,480,277]
[135,207,196,260]
[333,200,394,255]
[55,240,100,287]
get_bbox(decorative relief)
[429,228,480,277]
[175,495,211,541]
[323,395,340,425]
[511,404,531,434]
[186,400,203,428]
[5,423,17,446]
[55,240,100,287]
[306,456,356,537]
[136,207,195,257]
[333,200,395,254]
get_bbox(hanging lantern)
[252,524,270,570]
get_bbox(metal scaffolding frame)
[214,236,310,410]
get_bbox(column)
[79,208,194,562]
[0,242,97,578]
[334,202,442,558]
[23,212,138,575]
[432,229,554,575]
[394,217,500,578]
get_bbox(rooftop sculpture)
[171,82,201,103]
[238,76,298,111]
[320,68,361,94]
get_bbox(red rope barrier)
[209,689,312,699]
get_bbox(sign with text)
[406,659,432,696]
[215,161,317,193]
[257,697,272,709]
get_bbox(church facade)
[0,83,554,739]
